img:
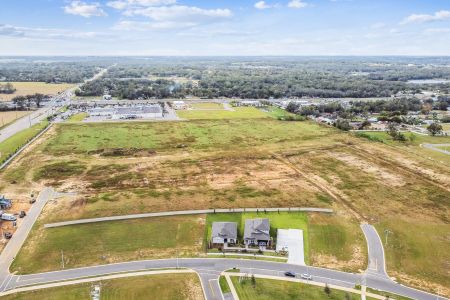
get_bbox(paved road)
[0,187,56,291]
[0,189,447,299]
[44,207,333,228]
[0,106,54,144]
[2,258,446,299]
[361,224,388,279]
[422,143,450,155]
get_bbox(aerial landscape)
[0,1,449,300]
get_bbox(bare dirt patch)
[311,246,365,272]
[329,152,406,187]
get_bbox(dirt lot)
[0,82,75,101]
[0,111,33,128]
[0,119,449,296]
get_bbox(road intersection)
[0,188,447,300]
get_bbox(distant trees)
[0,82,16,94]
[427,123,443,136]
[11,93,48,109]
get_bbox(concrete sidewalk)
[45,207,333,228]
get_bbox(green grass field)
[42,119,334,155]
[0,120,48,163]
[11,216,205,274]
[219,276,231,293]
[1,273,204,300]
[190,102,224,110]
[66,112,88,122]
[177,107,269,120]
[376,220,450,289]
[231,277,360,300]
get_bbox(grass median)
[1,273,204,300]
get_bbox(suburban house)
[211,222,237,247]
[244,218,271,247]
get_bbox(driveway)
[276,229,305,265]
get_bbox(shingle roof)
[244,218,270,241]
[212,222,237,240]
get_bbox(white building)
[173,101,187,110]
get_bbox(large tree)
[427,122,443,136]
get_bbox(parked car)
[4,232,12,239]
[284,271,296,277]
[301,273,313,280]
[1,213,17,221]
[29,198,36,204]
[19,211,26,218]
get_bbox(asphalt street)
[0,188,446,300]
[361,224,389,279]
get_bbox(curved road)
[0,189,447,300]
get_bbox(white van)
[1,213,17,221]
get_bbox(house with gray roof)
[211,222,237,246]
[244,218,271,246]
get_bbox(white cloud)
[107,0,176,10]
[64,1,106,18]
[113,20,195,30]
[124,5,232,22]
[0,24,25,37]
[254,1,271,10]
[401,10,450,25]
[287,0,308,9]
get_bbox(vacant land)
[0,82,75,101]
[190,102,224,110]
[355,131,450,163]
[2,117,449,295]
[231,277,359,300]
[11,216,205,274]
[177,107,269,119]
[2,273,203,300]
[0,111,32,129]
[0,120,48,164]
[66,112,88,123]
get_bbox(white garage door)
[276,229,305,265]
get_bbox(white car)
[301,273,312,280]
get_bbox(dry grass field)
[0,82,75,101]
[1,118,449,296]
[0,111,32,128]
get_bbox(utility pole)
[61,250,65,269]
[176,249,179,269]
[384,229,392,246]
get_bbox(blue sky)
[1,0,450,55]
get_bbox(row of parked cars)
[2,210,27,240]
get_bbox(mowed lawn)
[11,216,205,274]
[0,111,32,128]
[0,120,48,163]
[189,102,224,109]
[231,277,360,300]
[2,273,204,300]
[0,82,75,101]
[177,107,269,119]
